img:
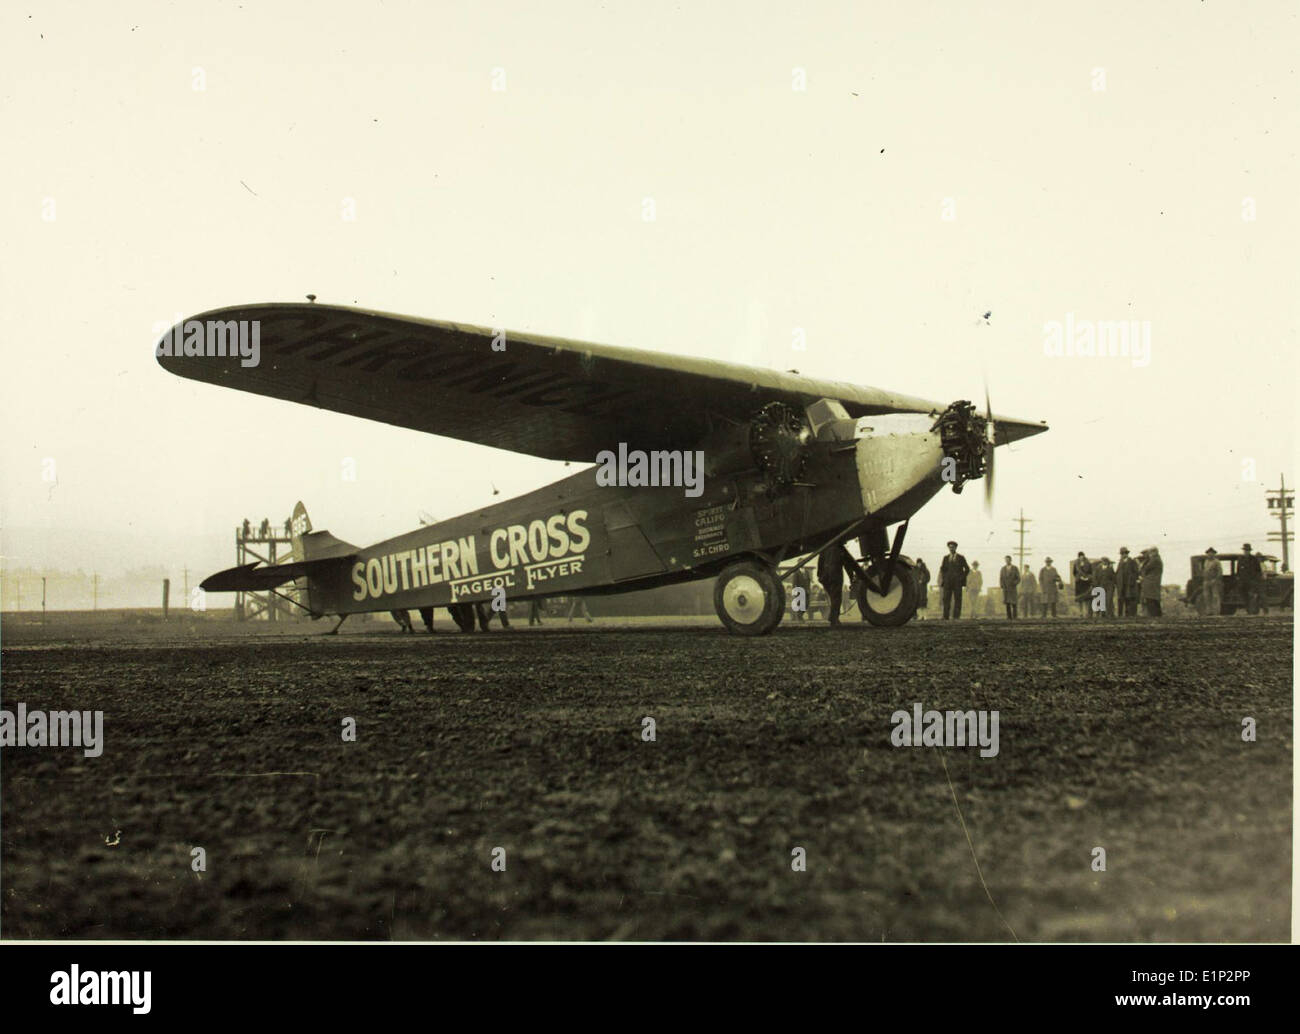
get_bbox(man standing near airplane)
[939,540,970,620]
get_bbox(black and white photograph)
[1,0,1295,1009]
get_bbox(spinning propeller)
[983,384,996,514]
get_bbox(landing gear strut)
[857,556,919,626]
[848,520,919,627]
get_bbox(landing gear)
[714,560,786,636]
[858,557,919,627]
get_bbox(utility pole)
[1012,508,1032,567]
[1266,474,1294,572]
[93,572,99,611]
[42,576,47,624]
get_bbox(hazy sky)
[3,1,1297,589]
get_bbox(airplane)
[156,303,1048,635]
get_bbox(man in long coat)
[1039,558,1063,617]
[1071,552,1094,618]
[914,558,931,619]
[1201,547,1224,616]
[999,556,1020,619]
[965,561,984,619]
[1115,547,1140,617]
[1140,547,1164,616]
[1018,564,1038,617]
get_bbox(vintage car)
[1183,552,1293,614]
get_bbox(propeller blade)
[983,385,996,514]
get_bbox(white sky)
[2,0,1297,585]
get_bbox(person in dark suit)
[1238,543,1264,614]
[418,606,437,633]
[817,542,850,627]
[1093,557,1117,618]
[390,609,414,633]
[938,540,970,619]
[1114,547,1140,617]
[528,598,546,625]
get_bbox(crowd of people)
[814,539,1275,622]
[909,542,1167,619]
[906,542,1270,620]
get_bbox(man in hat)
[1115,547,1140,617]
[1039,557,1063,617]
[1238,543,1263,614]
[1094,557,1118,617]
[965,560,983,619]
[1071,552,1094,618]
[1140,546,1163,617]
[1201,548,1224,616]
[999,555,1020,619]
[938,540,970,619]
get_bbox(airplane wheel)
[714,561,785,636]
[859,558,919,627]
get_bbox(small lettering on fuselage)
[350,510,590,603]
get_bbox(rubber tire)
[859,558,919,627]
[714,561,786,636]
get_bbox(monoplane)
[157,303,1047,634]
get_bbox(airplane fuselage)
[300,416,953,617]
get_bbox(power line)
[1012,508,1032,567]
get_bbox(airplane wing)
[157,303,1047,460]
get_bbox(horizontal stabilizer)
[200,553,355,592]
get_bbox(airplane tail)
[201,502,358,616]
[288,500,312,563]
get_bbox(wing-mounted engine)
[748,401,812,495]
[699,401,814,494]
[930,400,990,493]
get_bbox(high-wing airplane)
[156,303,1047,635]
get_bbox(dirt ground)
[1,613,1291,941]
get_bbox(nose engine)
[931,400,991,493]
